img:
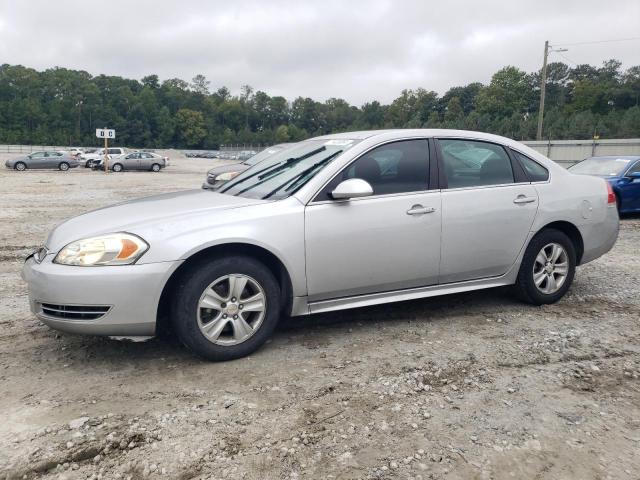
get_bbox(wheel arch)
[533,221,584,265]
[155,242,294,336]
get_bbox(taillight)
[606,181,616,204]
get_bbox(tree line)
[0,59,638,149]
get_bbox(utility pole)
[537,41,568,141]
[536,41,549,141]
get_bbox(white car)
[81,148,127,168]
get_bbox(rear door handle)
[406,205,436,215]
[513,195,536,204]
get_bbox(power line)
[553,37,640,47]
[555,51,579,66]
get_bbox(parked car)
[92,152,168,172]
[237,150,258,161]
[5,151,79,171]
[81,147,126,168]
[22,129,618,361]
[202,144,292,189]
[68,147,84,157]
[568,156,640,214]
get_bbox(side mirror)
[331,178,374,200]
[626,172,640,179]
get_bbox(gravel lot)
[1,152,639,480]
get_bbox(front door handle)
[513,195,536,204]
[406,204,436,215]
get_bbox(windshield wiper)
[219,146,326,194]
[230,147,328,196]
[262,150,342,200]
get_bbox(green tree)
[275,125,290,142]
[477,66,531,117]
[175,108,206,147]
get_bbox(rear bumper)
[22,256,180,336]
[579,205,619,264]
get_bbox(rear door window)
[439,139,514,188]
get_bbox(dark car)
[202,144,292,190]
[568,155,640,214]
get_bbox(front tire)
[112,163,123,172]
[59,162,70,171]
[514,228,576,305]
[171,256,281,361]
[15,162,27,171]
[151,163,161,172]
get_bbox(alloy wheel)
[532,242,569,295]
[197,274,266,346]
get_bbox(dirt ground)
[1,151,639,480]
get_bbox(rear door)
[139,153,154,170]
[437,138,539,284]
[48,151,63,168]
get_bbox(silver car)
[5,151,79,171]
[93,152,168,172]
[22,129,619,361]
[202,143,292,189]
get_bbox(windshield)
[244,145,289,166]
[219,139,360,200]
[569,157,631,176]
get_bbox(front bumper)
[22,255,180,336]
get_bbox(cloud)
[0,0,638,104]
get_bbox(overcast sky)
[1,0,639,105]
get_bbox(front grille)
[40,303,110,320]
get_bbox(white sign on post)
[96,128,116,139]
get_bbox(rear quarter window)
[512,150,549,182]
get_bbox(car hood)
[206,162,248,176]
[45,189,266,251]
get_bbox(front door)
[304,139,441,301]
[620,160,640,212]
[29,152,47,168]
[437,138,539,283]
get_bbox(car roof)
[313,128,526,144]
[587,155,640,160]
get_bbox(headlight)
[54,233,149,266]
[217,171,241,182]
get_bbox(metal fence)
[0,144,72,153]
[2,138,639,165]
[522,138,640,167]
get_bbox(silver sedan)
[93,152,168,172]
[22,129,619,361]
[5,151,79,171]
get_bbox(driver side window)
[628,161,640,175]
[315,139,430,201]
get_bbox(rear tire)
[15,162,26,171]
[59,162,70,171]
[112,163,123,172]
[514,228,576,305]
[171,255,281,361]
[151,163,161,172]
